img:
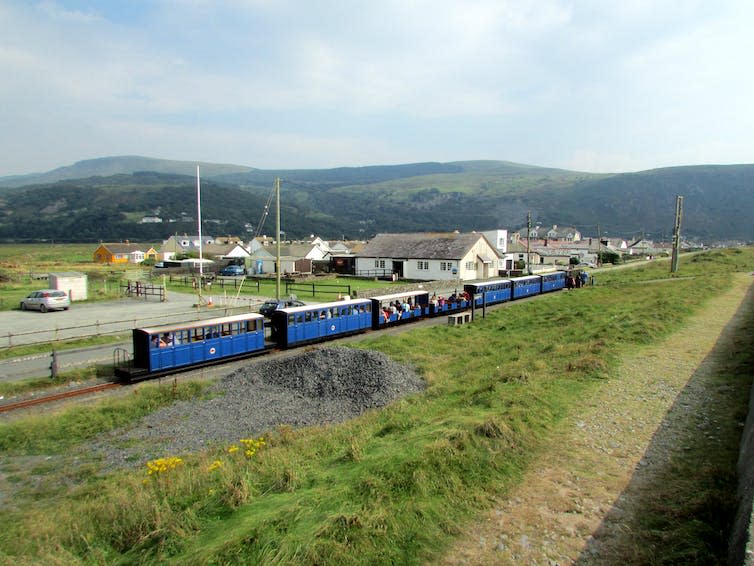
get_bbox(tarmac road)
[0,291,264,382]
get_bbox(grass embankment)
[0,249,752,564]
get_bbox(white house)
[481,229,518,271]
[356,232,502,281]
[201,243,251,261]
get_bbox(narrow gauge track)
[0,286,561,415]
[0,382,121,414]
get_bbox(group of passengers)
[429,290,471,310]
[151,333,174,348]
[566,270,589,290]
[381,299,415,322]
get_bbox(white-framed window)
[440,261,449,271]
[417,260,429,270]
[374,259,386,269]
[374,259,379,268]
[465,261,475,270]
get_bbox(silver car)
[20,289,71,312]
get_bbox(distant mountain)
[0,156,752,243]
[0,156,254,189]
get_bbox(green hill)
[0,157,752,242]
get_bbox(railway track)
[0,382,121,414]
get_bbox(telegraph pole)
[596,224,602,267]
[670,195,684,273]
[526,211,532,274]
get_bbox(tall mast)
[275,177,281,300]
[197,165,204,280]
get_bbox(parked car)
[218,265,246,276]
[258,298,305,317]
[20,290,70,312]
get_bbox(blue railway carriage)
[116,312,267,380]
[271,298,372,348]
[464,279,513,308]
[541,271,567,293]
[370,290,430,327]
[512,275,543,299]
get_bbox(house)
[507,241,543,272]
[545,225,581,242]
[355,232,502,281]
[627,238,672,257]
[93,243,152,264]
[249,247,275,275]
[160,234,216,260]
[248,236,276,253]
[515,225,582,242]
[532,247,574,267]
[201,243,251,262]
[482,229,519,272]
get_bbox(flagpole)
[197,165,204,283]
[275,177,281,300]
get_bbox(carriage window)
[221,323,232,336]
[305,311,313,323]
[365,303,371,313]
[296,313,303,324]
[331,308,339,318]
[289,314,295,325]
[192,328,204,341]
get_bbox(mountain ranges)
[0,156,752,243]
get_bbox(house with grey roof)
[356,232,501,281]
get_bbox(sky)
[1,0,753,176]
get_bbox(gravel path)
[441,274,754,565]
[93,347,424,469]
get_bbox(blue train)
[115,271,567,381]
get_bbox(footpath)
[441,273,754,565]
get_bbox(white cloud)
[1,0,753,174]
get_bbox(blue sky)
[1,0,753,176]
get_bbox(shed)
[49,272,88,301]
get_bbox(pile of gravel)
[93,347,424,469]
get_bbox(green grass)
[0,243,131,310]
[0,332,129,362]
[0,381,207,454]
[163,274,401,301]
[0,248,752,564]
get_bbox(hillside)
[0,157,752,242]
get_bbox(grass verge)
[0,248,752,565]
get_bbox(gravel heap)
[94,347,424,469]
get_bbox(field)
[0,243,126,310]
[0,243,399,312]
[0,248,753,564]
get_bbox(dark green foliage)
[2,159,754,242]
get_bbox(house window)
[465,261,475,270]
[440,262,449,271]
[374,260,379,268]
[417,261,429,270]
[379,260,385,269]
